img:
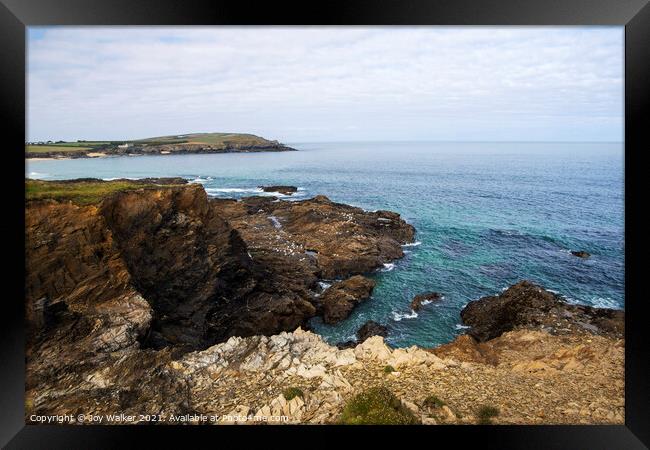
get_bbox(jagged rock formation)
[460,281,624,342]
[25,178,416,421]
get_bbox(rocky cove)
[25,178,624,425]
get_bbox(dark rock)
[356,320,388,341]
[460,280,624,342]
[411,292,443,311]
[571,250,591,258]
[320,276,376,324]
[336,340,357,350]
[335,320,389,349]
[259,185,298,195]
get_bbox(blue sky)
[27,27,623,143]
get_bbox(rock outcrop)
[25,178,416,421]
[320,276,376,324]
[460,281,624,342]
[411,292,443,311]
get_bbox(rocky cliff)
[25,179,623,425]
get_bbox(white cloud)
[27,26,623,142]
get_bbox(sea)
[26,141,625,348]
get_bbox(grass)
[476,405,500,424]
[26,145,92,153]
[25,179,183,205]
[423,395,445,409]
[135,132,274,147]
[282,387,304,401]
[383,365,396,374]
[339,386,420,425]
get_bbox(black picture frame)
[2,0,648,448]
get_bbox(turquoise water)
[27,142,624,348]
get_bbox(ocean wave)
[204,187,263,194]
[188,176,214,184]
[392,310,418,321]
[454,324,471,330]
[381,263,395,272]
[402,241,422,247]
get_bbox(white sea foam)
[402,241,422,247]
[455,324,471,330]
[381,263,395,272]
[189,176,213,184]
[28,171,49,179]
[590,296,621,309]
[392,310,418,321]
[205,187,263,194]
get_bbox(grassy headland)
[25,178,186,205]
[25,132,295,159]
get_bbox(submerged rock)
[259,185,298,195]
[571,250,591,259]
[320,276,376,324]
[411,292,443,311]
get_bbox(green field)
[135,132,273,147]
[26,179,185,205]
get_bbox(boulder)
[320,276,376,324]
[571,251,591,259]
[411,292,443,311]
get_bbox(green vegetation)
[339,386,420,425]
[423,394,445,409]
[26,145,92,153]
[383,365,396,374]
[134,132,273,147]
[25,179,183,205]
[26,132,281,157]
[476,405,500,424]
[282,387,304,401]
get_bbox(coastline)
[25,178,624,425]
[25,144,297,160]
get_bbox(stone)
[411,292,443,311]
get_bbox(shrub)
[423,395,445,409]
[282,387,304,401]
[339,386,420,425]
[476,405,500,424]
[383,365,396,374]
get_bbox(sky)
[27,27,623,143]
